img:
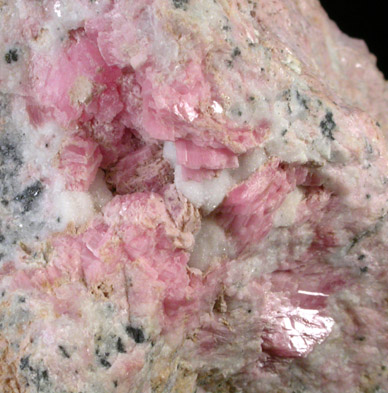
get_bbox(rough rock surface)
[1,1,388,392]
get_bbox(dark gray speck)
[58,345,70,359]
[172,0,189,10]
[126,326,145,344]
[20,356,30,370]
[232,47,241,58]
[320,111,336,140]
[4,49,18,64]
[14,181,43,213]
[100,358,111,368]
[116,337,126,353]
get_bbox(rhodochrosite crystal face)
[1,1,388,392]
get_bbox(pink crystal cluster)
[1,0,388,392]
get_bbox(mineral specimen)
[1,1,388,392]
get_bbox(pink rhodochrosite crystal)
[1,1,388,392]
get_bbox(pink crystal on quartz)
[0,1,388,392]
